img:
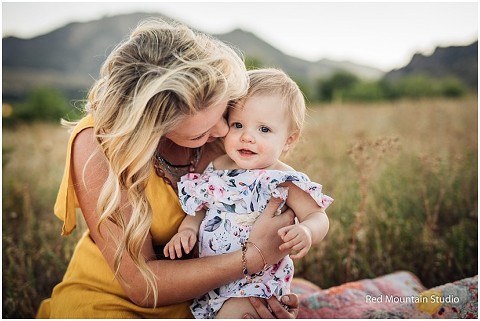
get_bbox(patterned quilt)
[292,271,478,318]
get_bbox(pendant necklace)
[153,146,203,187]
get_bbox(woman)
[36,18,298,318]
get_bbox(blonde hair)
[244,68,306,142]
[77,18,248,304]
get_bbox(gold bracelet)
[241,242,252,283]
[241,241,269,283]
[246,241,268,270]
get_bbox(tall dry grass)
[285,97,477,288]
[3,122,87,318]
[2,97,478,318]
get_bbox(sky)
[2,1,478,71]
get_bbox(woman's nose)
[210,117,229,138]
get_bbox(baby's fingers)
[174,240,184,258]
[278,226,298,243]
[181,235,197,254]
[163,243,171,258]
[189,235,197,252]
[279,237,298,251]
[278,226,291,239]
[180,236,190,254]
[164,242,178,259]
[289,247,308,259]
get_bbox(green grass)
[2,97,478,318]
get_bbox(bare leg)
[215,297,265,319]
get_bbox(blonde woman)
[165,68,332,318]
[36,19,298,318]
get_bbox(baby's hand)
[163,229,197,259]
[278,224,312,259]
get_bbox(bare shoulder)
[212,154,235,170]
[276,161,297,188]
[275,160,295,172]
[73,127,97,152]
[71,127,108,186]
[71,127,106,169]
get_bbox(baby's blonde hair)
[78,18,248,304]
[245,68,306,143]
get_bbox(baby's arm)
[278,183,329,259]
[163,209,206,259]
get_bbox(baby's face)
[224,94,296,170]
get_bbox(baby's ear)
[283,131,299,152]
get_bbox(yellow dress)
[36,115,193,318]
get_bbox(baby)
[165,68,333,318]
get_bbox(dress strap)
[54,114,94,235]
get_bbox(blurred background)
[2,2,478,318]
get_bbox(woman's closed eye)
[191,133,207,141]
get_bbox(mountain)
[214,29,383,83]
[2,12,384,101]
[384,41,478,89]
[3,12,172,100]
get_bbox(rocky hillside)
[384,41,477,89]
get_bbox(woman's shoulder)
[72,127,96,154]
[66,114,95,146]
[68,114,94,133]
[71,115,96,153]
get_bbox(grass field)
[2,97,478,318]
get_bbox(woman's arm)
[71,128,293,308]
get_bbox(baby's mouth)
[238,148,256,156]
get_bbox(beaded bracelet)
[241,241,268,283]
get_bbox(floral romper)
[177,162,333,319]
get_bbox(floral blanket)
[292,271,478,318]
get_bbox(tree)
[5,87,75,124]
[244,56,264,70]
[317,71,359,102]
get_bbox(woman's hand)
[244,294,299,319]
[248,198,295,270]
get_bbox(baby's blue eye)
[232,122,242,129]
[260,126,270,133]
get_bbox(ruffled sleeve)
[54,114,95,235]
[262,171,333,210]
[177,171,213,215]
[289,178,334,209]
[178,167,333,217]
[178,163,247,215]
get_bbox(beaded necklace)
[153,147,203,187]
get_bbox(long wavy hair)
[71,18,248,304]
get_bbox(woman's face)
[165,100,229,148]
